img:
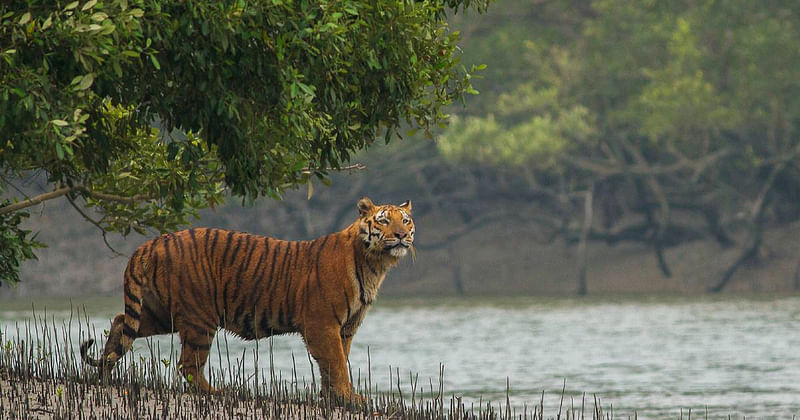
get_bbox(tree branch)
[0,186,72,215]
[0,185,155,216]
[560,147,731,179]
[65,196,125,257]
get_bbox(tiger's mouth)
[384,241,412,257]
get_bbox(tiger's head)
[357,197,415,258]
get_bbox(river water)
[1,295,799,418]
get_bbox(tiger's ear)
[358,197,375,216]
[399,200,412,213]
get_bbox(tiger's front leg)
[303,324,363,403]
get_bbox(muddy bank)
[6,198,800,298]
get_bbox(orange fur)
[80,197,414,401]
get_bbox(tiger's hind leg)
[177,324,217,393]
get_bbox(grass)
[0,307,621,419]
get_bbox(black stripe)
[259,309,271,336]
[344,288,352,321]
[124,284,141,305]
[242,238,270,312]
[151,253,163,297]
[232,302,246,328]
[227,235,246,266]
[220,231,236,267]
[267,241,289,327]
[277,305,285,329]
[181,316,216,333]
[206,229,220,262]
[162,235,173,275]
[176,231,186,259]
[198,252,217,313]
[282,242,300,326]
[126,248,144,285]
[241,313,254,340]
[188,229,199,260]
[274,241,291,292]
[227,236,259,316]
[199,233,221,319]
[124,304,140,320]
[182,270,207,316]
[122,324,138,338]
[250,237,270,278]
[314,235,330,293]
[332,303,342,326]
[248,239,279,321]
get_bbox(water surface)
[2,295,799,418]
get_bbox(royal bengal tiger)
[80,197,414,402]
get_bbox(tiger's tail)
[80,248,149,372]
[79,338,103,367]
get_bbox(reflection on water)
[2,295,800,418]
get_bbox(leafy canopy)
[0,0,488,286]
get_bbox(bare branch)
[0,186,72,215]
[301,163,366,175]
[0,185,155,216]
[80,188,154,204]
[65,196,125,257]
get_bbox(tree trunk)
[707,212,764,293]
[708,164,782,293]
[447,245,465,295]
[576,183,594,296]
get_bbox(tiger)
[80,197,414,402]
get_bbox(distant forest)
[7,0,800,297]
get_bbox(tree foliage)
[0,0,487,286]
[436,0,800,292]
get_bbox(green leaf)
[52,119,69,127]
[64,1,79,11]
[17,12,31,25]
[150,54,160,70]
[82,0,98,11]
[76,73,94,90]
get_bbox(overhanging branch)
[0,186,72,216]
[0,185,155,216]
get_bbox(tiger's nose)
[394,231,407,239]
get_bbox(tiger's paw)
[324,389,367,408]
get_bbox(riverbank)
[0,373,319,419]
[5,196,800,298]
[0,366,586,420]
